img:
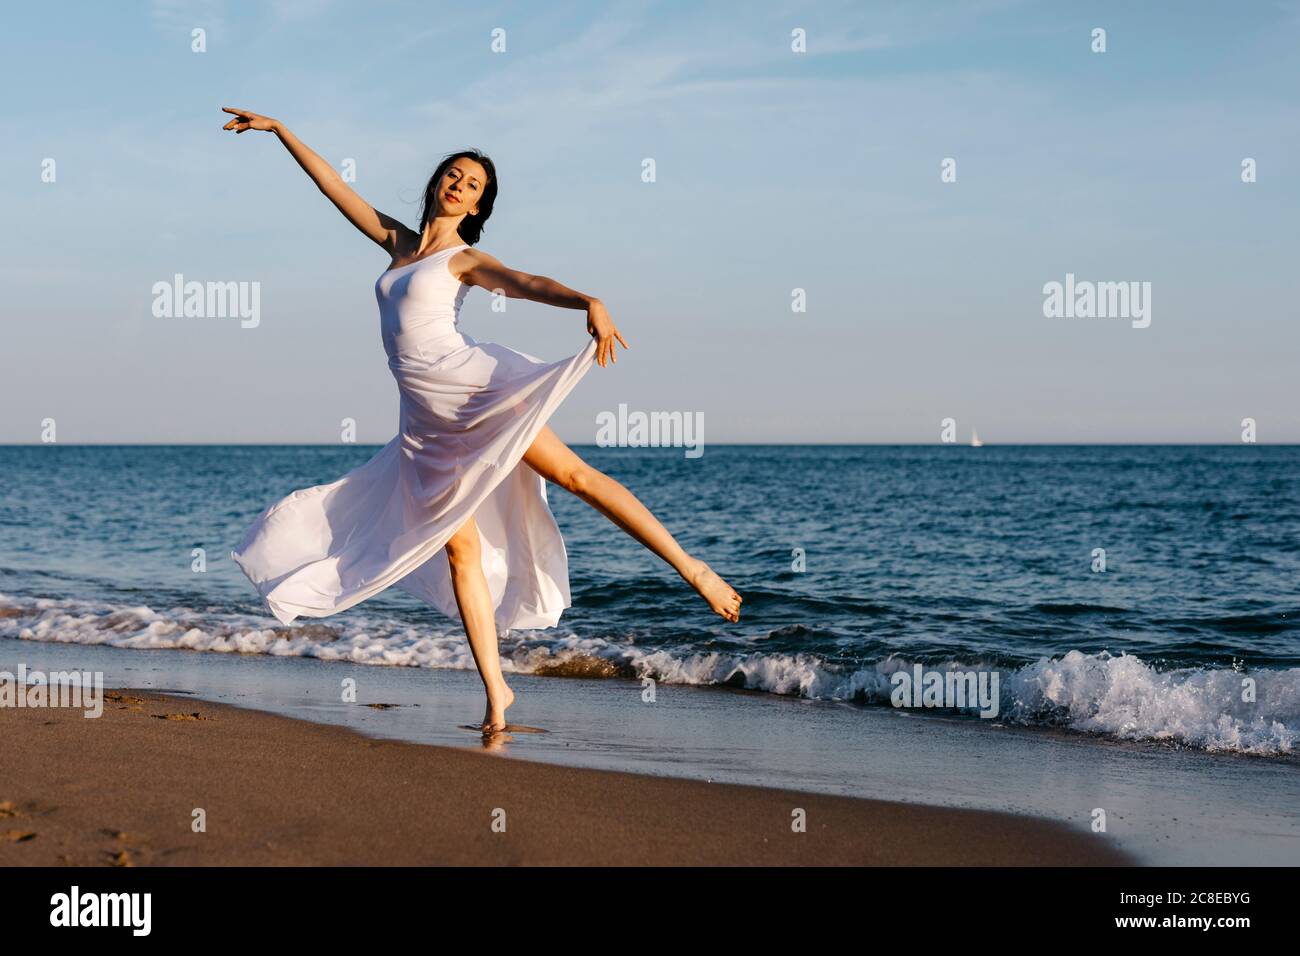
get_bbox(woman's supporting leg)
[522,425,742,622]
[444,515,514,733]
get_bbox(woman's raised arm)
[459,250,630,367]
[221,107,414,254]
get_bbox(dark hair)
[417,149,497,246]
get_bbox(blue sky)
[2,0,1297,443]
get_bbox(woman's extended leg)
[522,425,742,622]
[444,515,514,733]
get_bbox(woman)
[223,108,742,734]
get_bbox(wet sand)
[0,689,1128,866]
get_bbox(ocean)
[2,443,1298,758]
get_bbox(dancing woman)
[223,108,741,733]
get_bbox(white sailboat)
[970,427,983,447]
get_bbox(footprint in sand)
[2,800,54,846]
[100,829,143,866]
[105,691,145,712]
[2,799,56,819]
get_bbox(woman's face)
[437,158,487,217]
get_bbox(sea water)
[2,443,1298,756]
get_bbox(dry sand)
[1,689,1130,866]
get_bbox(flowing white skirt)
[231,334,597,631]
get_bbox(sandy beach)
[1,688,1128,866]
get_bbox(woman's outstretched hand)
[586,299,629,368]
[221,107,280,134]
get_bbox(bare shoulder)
[450,246,503,284]
[458,246,501,266]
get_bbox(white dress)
[231,243,597,630]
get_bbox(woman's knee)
[444,520,481,566]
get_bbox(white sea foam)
[2,593,1295,755]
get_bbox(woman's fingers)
[589,319,626,369]
[221,107,268,133]
[593,331,629,367]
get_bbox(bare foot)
[481,682,515,735]
[685,559,742,622]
